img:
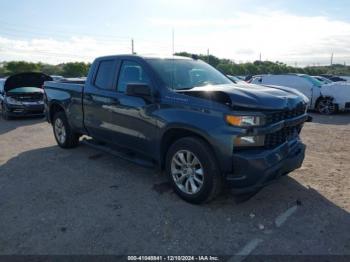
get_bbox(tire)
[317,97,338,115]
[165,137,222,204]
[52,111,80,148]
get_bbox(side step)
[81,138,156,169]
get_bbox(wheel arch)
[49,101,66,123]
[159,127,219,171]
[315,95,339,114]
[314,95,334,109]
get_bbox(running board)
[81,138,156,169]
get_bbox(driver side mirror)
[126,84,152,98]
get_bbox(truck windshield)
[146,58,232,90]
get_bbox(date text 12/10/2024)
[127,256,220,261]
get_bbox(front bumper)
[226,139,305,194]
[5,103,45,117]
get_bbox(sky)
[0,0,350,66]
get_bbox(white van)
[250,74,350,114]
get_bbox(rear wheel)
[53,111,80,148]
[317,98,337,115]
[165,137,222,204]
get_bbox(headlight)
[6,97,22,105]
[226,115,264,127]
[234,135,265,147]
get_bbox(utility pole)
[259,53,262,61]
[131,38,134,54]
[330,52,334,65]
[207,49,210,64]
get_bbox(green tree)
[5,61,41,75]
[62,62,90,77]
[217,63,233,75]
[0,65,8,77]
[40,63,63,76]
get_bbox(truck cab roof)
[94,54,193,62]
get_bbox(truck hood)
[4,72,52,92]
[180,83,309,110]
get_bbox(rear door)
[83,59,119,141]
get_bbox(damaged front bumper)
[225,113,309,194]
[226,139,305,194]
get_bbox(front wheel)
[317,98,337,115]
[53,111,80,148]
[165,137,222,204]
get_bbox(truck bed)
[58,77,86,85]
[44,80,85,131]
[45,81,84,91]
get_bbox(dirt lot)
[0,113,349,256]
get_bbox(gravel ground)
[0,113,349,256]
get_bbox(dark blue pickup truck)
[44,55,309,204]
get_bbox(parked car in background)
[313,76,333,84]
[50,75,64,81]
[250,74,350,114]
[313,76,350,87]
[44,54,309,204]
[340,76,350,82]
[0,72,52,120]
[320,74,347,82]
[227,75,248,85]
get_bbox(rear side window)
[117,61,150,93]
[94,60,116,90]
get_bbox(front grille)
[265,125,302,149]
[13,93,43,102]
[264,103,306,149]
[266,104,306,125]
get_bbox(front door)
[107,59,159,157]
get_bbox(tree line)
[1,53,349,78]
[175,52,350,76]
[0,61,91,78]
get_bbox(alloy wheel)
[54,118,66,144]
[171,150,204,195]
[318,99,336,115]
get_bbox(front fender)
[157,107,235,173]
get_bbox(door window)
[94,60,116,90]
[117,61,150,93]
